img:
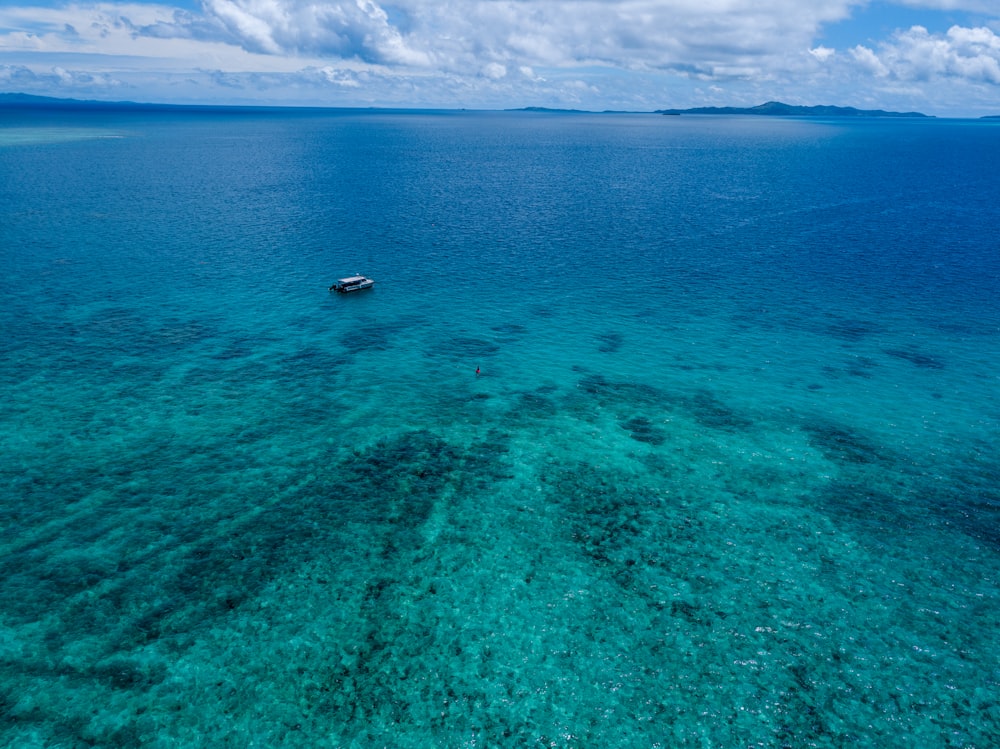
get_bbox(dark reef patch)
[211,339,256,360]
[620,415,666,445]
[529,304,556,318]
[575,374,662,408]
[922,447,1000,551]
[821,355,879,380]
[461,429,515,487]
[806,477,978,561]
[547,463,647,569]
[803,421,890,466]
[334,429,465,527]
[1,428,513,688]
[513,391,558,418]
[430,336,501,359]
[53,308,221,369]
[280,346,343,373]
[680,390,754,432]
[573,375,753,437]
[340,323,398,352]
[153,318,218,349]
[813,480,906,539]
[846,356,879,378]
[490,323,528,337]
[669,599,719,628]
[595,331,624,354]
[826,318,881,342]
[91,658,167,691]
[884,347,945,370]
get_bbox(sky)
[1,1,999,115]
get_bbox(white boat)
[329,275,374,292]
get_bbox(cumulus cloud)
[481,62,507,80]
[203,0,430,64]
[186,0,861,79]
[127,9,231,42]
[0,62,123,91]
[183,62,607,107]
[0,3,230,57]
[0,1,872,86]
[854,24,1000,85]
[0,64,42,87]
[851,45,890,76]
[2,1,1000,113]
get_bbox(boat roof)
[338,276,369,283]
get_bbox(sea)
[1,106,998,748]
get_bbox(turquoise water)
[1,108,998,747]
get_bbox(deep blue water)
[1,108,999,747]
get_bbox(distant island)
[0,92,435,116]
[506,102,935,118]
[1,92,182,111]
[0,92,292,113]
[506,106,641,114]
[8,93,996,118]
[656,101,930,118]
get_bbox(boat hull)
[336,281,374,292]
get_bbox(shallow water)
[1,109,998,747]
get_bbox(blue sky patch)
[820,2,981,48]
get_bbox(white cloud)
[0,62,123,90]
[481,62,507,80]
[207,1,283,54]
[203,0,429,64]
[1,1,999,114]
[851,45,890,75]
[311,65,362,86]
[0,0,870,107]
[173,0,863,78]
[854,24,1000,85]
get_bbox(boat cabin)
[330,275,375,292]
